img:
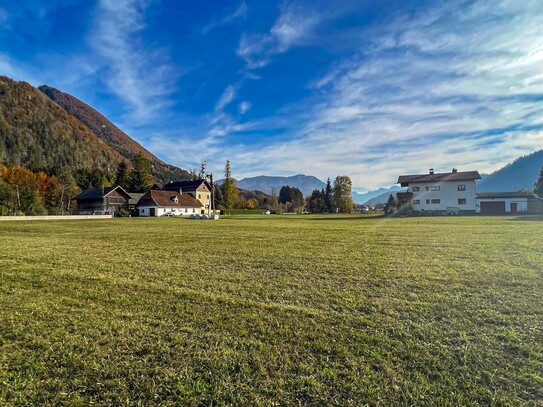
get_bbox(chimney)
[452,168,457,173]
[429,168,434,175]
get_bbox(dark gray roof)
[397,171,481,185]
[74,186,132,200]
[476,191,541,199]
[128,193,145,205]
[163,179,211,191]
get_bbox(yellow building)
[162,180,212,213]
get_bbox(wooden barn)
[74,186,133,215]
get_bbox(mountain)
[38,85,190,183]
[364,191,399,206]
[477,150,543,192]
[0,76,123,170]
[352,185,402,204]
[232,174,327,196]
[0,76,190,183]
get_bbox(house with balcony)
[397,169,481,214]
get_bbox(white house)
[136,190,204,217]
[397,169,481,213]
[476,191,543,215]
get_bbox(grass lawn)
[0,215,542,405]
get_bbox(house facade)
[162,180,212,213]
[74,186,132,215]
[476,191,543,215]
[397,169,481,213]
[136,190,204,217]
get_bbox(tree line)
[217,160,354,213]
[0,152,155,215]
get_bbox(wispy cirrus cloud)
[216,0,543,187]
[236,2,320,69]
[214,85,237,112]
[202,1,248,34]
[89,0,177,124]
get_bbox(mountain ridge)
[38,85,190,183]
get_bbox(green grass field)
[1,215,542,406]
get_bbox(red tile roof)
[137,190,204,208]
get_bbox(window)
[458,185,466,191]
[185,208,188,213]
[193,208,195,213]
[426,199,430,204]
[431,199,440,204]
[412,187,420,192]
[140,209,144,213]
[198,194,201,199]
[430,186,440,191]
[413,200,420,204]
[207,194,210,199]
[458,198,466,205]
[426,186,430,191]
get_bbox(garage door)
[480,201,505,215]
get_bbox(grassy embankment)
[0,215,542,405]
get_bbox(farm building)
[136,190,205,217]
[476,191,543,215]
[74,186,132,215]
[162,180,212,213]
[397,169,481,213]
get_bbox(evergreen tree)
[384,194,397,215]
[324,178,333,213]
[221,160,238,209]
[129,152,153,192]
[535,165,543,197]
[333,175,353,213]
[307,188,326,213]
[115,161,129,189]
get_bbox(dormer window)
[172,196,178,203]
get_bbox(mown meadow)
[0,215,542,405]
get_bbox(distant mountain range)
[0,75,189,183]
[477,150,543,192]
[221,174,403,204]
[229,174,327,196]
[353,186,403,205]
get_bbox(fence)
[0,215,114,221]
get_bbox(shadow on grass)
[508,215,543,221]
[306,214,386,221]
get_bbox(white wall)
[138,206,201,217]
[407,180,477,211]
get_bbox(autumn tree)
[333,175,353,213]
[57,167,78,213]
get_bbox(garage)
[480,201,505,215]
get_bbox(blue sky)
[1,0,543,190]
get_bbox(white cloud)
[222,0,543,188]
[202,1,248,34]
[239,101,251,114]
[90,0,177,124]
[215,85,237,112]
[236,2,320,69]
